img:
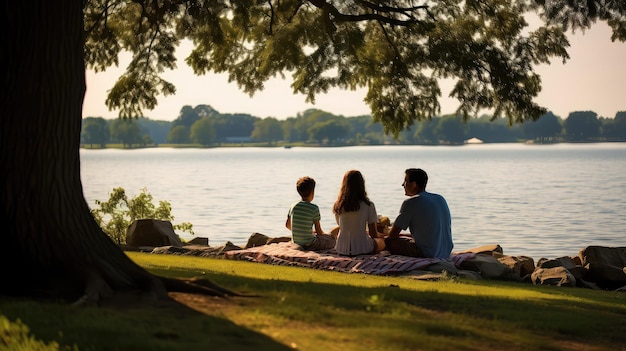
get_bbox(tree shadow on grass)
[0,292,293,351]
[200,270,626,351]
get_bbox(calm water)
[80,143,626,261]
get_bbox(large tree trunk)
[0,1,230,302]
[0,0,164,302]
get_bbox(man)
[385,168,453,258]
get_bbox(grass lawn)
[1,252,625,351]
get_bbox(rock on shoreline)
[122,229,626,292]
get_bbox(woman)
[332,170,386,256]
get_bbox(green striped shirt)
[288,200,320,245]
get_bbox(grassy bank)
[2,252,625,351]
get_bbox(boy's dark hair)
[405,168,428,189]
[296,176,316,199]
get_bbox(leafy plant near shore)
[90,187,193,244]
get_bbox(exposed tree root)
[160,276,259,298]
[69,276,257,308]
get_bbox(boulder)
[538,256,584,281]
[579,246,626,267]
[126,219,183,247]
[582,262,626,290]
[245,232,292,248]
[456,245,525,280]
[457,270,483,280]
[458,244,503,256]
[218,241,243,255]
[531,266,576,287]
[188,237,209,246]
[537,256,578,270]
[246,233,271,248]
[497,255,535,279]
[458,254,519,280]
[579,246,626,290]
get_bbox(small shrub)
[0,315,75,351]
[91,187,194,244]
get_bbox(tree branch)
[267,0,275,35]
[307,0,429,26]
[354,0,427,17]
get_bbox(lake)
[80,143,626,261]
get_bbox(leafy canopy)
[83,1,621,137]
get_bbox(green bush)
[0,315,75,351]
[90,187,193,244]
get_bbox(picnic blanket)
[224,241,475,275]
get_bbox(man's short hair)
[296,176,316,199]
[405,168,428,189]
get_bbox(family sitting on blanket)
[286,168,454,259]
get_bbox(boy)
[286,176,336,251]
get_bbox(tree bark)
[0,0,230,302]
[0,0,161,301]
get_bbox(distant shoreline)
[80,140,623,150]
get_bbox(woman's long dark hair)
[333,170,371,214]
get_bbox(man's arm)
[285,216,291,230]
[387,225,402,239]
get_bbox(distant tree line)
[81,106,626,148]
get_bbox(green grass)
[2,252,625,351]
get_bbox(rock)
[246,232,292,247]
[577,279,602,290]
[188,237,209,246]
[497,255,535,279]
[458,244,503,256]
[536,256,584,282]
[458,254,518,280]
[579,246,626,267]
[532,256,589,287]
[579,246,626,290]
[532,266,576,287]
[126,219,183,247]
[537,256,578,269]
[246,232,271,248]
[218,241,243,255]
[583,262,626,290]
[457,270,482,280]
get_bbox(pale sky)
[83,22,626,122]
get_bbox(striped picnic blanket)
[224,241,475,275]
